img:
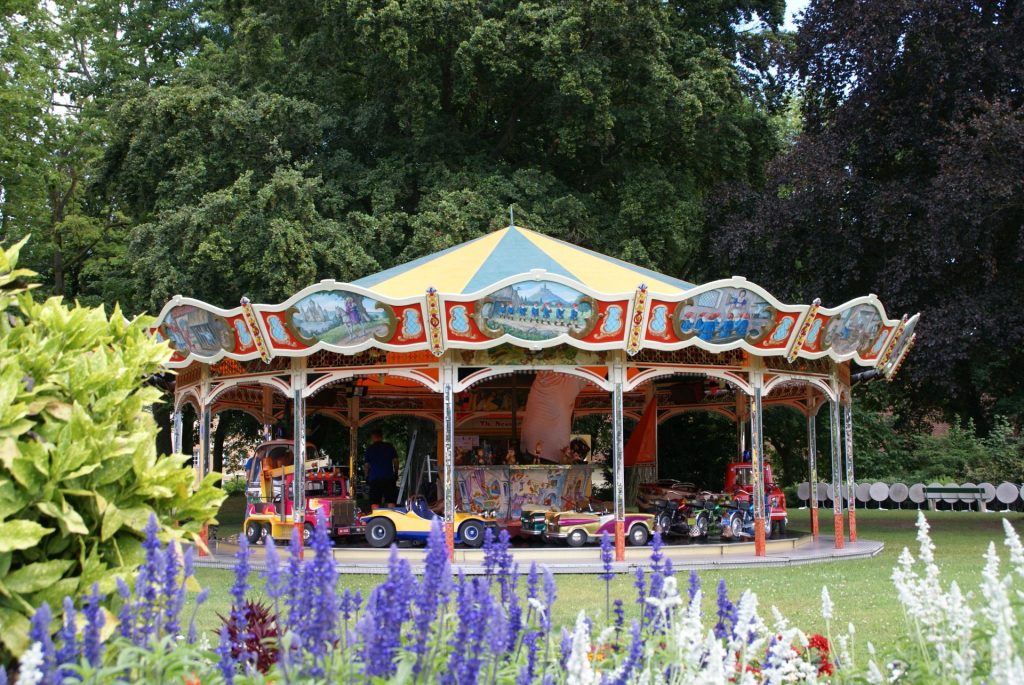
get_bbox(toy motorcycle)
[721,498,774,540]
[653,497,717,539]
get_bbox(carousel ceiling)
[152,225,918,376]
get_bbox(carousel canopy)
[152,224,918,376]
[353,226,694,297]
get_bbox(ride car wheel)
[730,515,743,539]
[655,512,671,535]
[459,520,485,548]
[261,523,273,544]
[365,518,396,548]
[694,512,709,538]
[245,521,263,545]
[628,523,650,547]
[566,529,587,547]
[302,523,314,544]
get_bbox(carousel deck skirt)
[198,532,883,574]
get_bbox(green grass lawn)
[189,508,1024,661]
[212,494,248,540]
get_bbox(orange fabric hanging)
[624,397,657,466]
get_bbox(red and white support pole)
[750,381,767,557]
[611,367,626,562]
[844,402,857,542]
[442,366,456,560]
[807,411,820,539]
[829,391,845,549]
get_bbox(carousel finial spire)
[509,204,515,228]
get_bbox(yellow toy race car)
[361,495,498,548]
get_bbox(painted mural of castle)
[288,290,391,346]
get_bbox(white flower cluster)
[564,575,832,684]
[881,511,1024,683]
[16,642,45,685]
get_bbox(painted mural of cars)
[542,503,655,547]
[361,495,499,548]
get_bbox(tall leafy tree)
[1,1,220,305]
[709,0,1024,428]
[95,0,785,312]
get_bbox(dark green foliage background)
[3,0,1021,485]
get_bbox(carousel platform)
[197,532,883,574]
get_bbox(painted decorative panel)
[820,303,885,356]
[260,311,303,349]
[672,287,778,344]
[472,280,599,341]
[753,312,801,350]
[584,301,631,343]
[390,304,426,344]
[158,305,237,357]
[282,289,396,347]
[455,465,595,519]
[883,315,918,373]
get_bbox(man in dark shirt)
[364,429,399,506]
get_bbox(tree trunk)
[153,402,172,456]
[53,249,64,296]
[181,405,196,464]
[213,416,227,477]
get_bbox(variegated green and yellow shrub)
[0,238,224,661]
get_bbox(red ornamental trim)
[626,285,649,356]
[787,301,820,362]
[886,333,916,381]
[426,288,445,357]
[240,298,271,363]
[877,316,907,368]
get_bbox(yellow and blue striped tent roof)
[353,226,694,298]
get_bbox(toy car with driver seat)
[541,500,655,547]
[360,495,498,548]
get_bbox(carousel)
[154,224,918,560]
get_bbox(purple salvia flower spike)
[216,624,236,685]
[284,526,303,634]
[28,602,56,685]
[688,569,700,602]
[300,510,338,677]
[541,568,556,633]
[412,519,453,675]
[188,588,210,645]
[262,533,282,599]
[558,626,572,668]
[55,597,77,677]
[162,540,182,638]
[526,561,540,601]
[633,566,646,604]
[359,545,415,678]
[115,576,133,642]
[82,584,105,667]
[482,526,497,577]
[228,534,253,669]
[599,532,615,581]
[135,514,164,645]
[607,620,645,685]
[714,577,736,639]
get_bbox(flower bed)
[6,513,1024,684]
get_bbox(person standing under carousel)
[364,429,399,507]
